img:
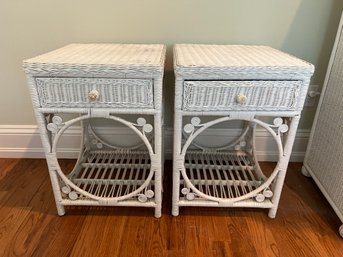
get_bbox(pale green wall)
[1,0,343,127]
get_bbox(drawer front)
[182,80,301,111]
[35,77,154,108]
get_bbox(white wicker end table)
[172,44,314,217]
[23,44,166,217]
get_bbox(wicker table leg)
[268,115,300,218]
[172,112,183,216]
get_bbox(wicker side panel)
[182,80,301,111]
[35,78,153,108]
[306,27,343,214]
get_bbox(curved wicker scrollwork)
[179,116,288,204]
[86,117,154,151]
[47,114,156,203]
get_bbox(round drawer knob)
[88,89,99,101]
[236,94,247,105]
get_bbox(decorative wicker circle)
[263,189,273,198]
[68,191,78,200]
[137,117,146,126]
[191,117,201,126]
[279,124,289,133]
[273,117,283,126]
[143,124,153,133]
[138,194,148,203]
[47,123,58,132]
[255,194,265,202]
[184,124,194,134]
[52,116,63,125]
[61,186,71,194]
[186,193,195,201]
[145,190,154,198]
[181,188,190,195]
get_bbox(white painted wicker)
[172,44,314,217]
[23,44,166,217]
[182,80,301,111]
[35,78,154,108]
[302,12,343,237]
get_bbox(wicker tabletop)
[174,44,314,78]
[23,44,166,77]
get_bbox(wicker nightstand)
[172,44,314,217]
[23,44,166,217]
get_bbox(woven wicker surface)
[174,44,314,78]
[36,77,153,108]
[24,44,165,66]
[182,80,301,111]
[23,44,166,77]
[305,25,343,217]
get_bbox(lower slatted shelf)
[65,149,154,200]
[181,150,268,200]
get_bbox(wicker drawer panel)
[182,80,301,111]
[35,77,154,108]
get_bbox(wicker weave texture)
[23,44,166,77]
[305,25,343,221]
[183,80,300,111]
[174,44,314,78]
[36,77,153,108]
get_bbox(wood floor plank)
[139,217,167,257]
[266,163,343,257]
[69,210,115,257]
[0,159,52,257]
[0,206,32,257]
[5,177,64,257]
[225,213,259,257]
[0,191,7,202]
[0,159,49,205]
[30,209,89,257]
[69,208,131,257]
[0,159,342,257]
[0,158,18,180]
[243,212,280,257]
[178,209,216,257]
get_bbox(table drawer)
[182,80,301,111]
[35,77,154,108]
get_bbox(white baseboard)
[0,125,310,162]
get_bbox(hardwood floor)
[0,159,342,257]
